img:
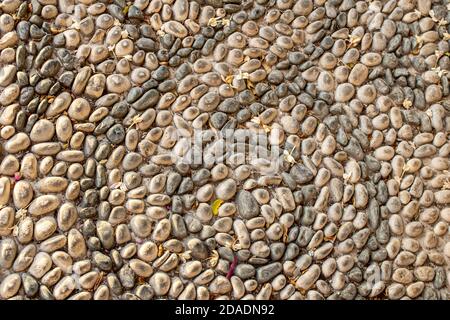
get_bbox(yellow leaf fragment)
[211,199,224,216]
[225,75,234,84]
[157,244,164,257]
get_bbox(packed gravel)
[0,0,449,300]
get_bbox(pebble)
[236,191,260,219]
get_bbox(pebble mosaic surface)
[0,0,449,300]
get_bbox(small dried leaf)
[235,71,249,80]
[283,146,297,164]
[50,25,65,34]
[415,35,424,45]
[221,74,234,86]
[70,21,80,30]
[442,180,450,190]
[246,79,255,89]
[110,182,122,189]
[346,62,355,68]
[208,17,218,27]
[402,99,412,109]
[12,225,19,237]
[282,225,289,243]
[205,250,219,267]
[288,277,299,286]
[262,124,271,133]
[179,250,192,262]
[250,117,261,125]
[431,67,448,77]
[121,30,129,38]
[132,115,143,123]
[403,163,412,174]
[232,241,241,251]
[128,115,143,130]
[435,50,444,58]
[343,172,352,183]
[262,63,272,73]
[347,34,362,47]
[438,19,448,26]
[429,10,438,22]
